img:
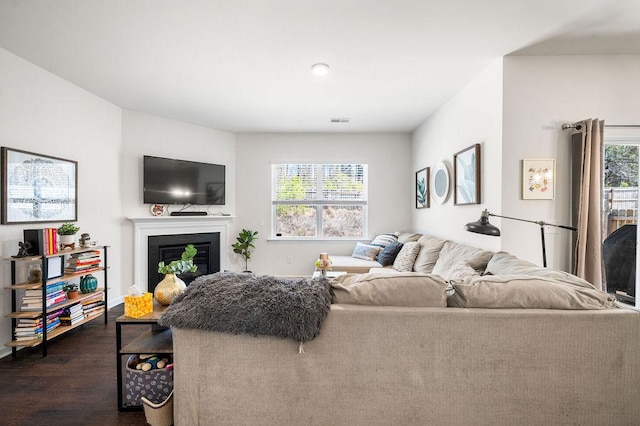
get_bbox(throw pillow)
[392,241,421,272]
[413,235,448,273]
[431,241,494,277]
[486,251,593,288]
[370,233,399,249]
[331,272,448,307]
[447,274,616,309]
[351,242,381,261]
[442,260,480,282]
[376,242,404,266]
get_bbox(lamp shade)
[464,211,500,236]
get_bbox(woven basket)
[142,390,174,426]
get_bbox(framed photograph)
[46,256,64,280]
[1,147,77,224]
[453,144,481,205]
[522,159,555,200]
[415,167,430,209]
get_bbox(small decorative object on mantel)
[155,244,198,305]
[232,229,258,273]
[57,222,80,250]
[315,253,332,277]
[150,204,166,217]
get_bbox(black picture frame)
[1,147,78,224]
[416,167,430,209]
[46,256,64,280]
[453,144,481,205]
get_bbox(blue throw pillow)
[376,242,404,267]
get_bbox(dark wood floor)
[0,304,148,426]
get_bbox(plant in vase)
[57,222,80,250]
[63,282,79,299]
[155,244,198,306]
[314,253,332,277]
[232,229,258,272]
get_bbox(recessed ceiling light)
[311,63,330,76]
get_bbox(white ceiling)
[0,0,639,133]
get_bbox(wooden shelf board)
[121,329,173,354]
[5,308,105,348]
[6,311,42,319]
[5,282,43,290]
[3,246,108,262]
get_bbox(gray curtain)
[574,118,604,289]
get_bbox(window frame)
[271,163,369,240]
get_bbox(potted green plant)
[154,244,198,306]
[232,229,258,272]
[57,222,80,249]
[63,282,79,299]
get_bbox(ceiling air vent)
[330,118,351,123]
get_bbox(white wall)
[119,109,236,291]
[502,55,640,270]
[235,133,412,275]
[0,47,122,357]
[411,59,503,251]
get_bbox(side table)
[116,303,173,411]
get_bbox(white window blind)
[271,163,368,238]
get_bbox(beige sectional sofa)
[171,233,640,425]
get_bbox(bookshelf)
[4,245,109,357]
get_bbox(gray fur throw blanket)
[158,272,333,343]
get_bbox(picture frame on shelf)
[453,144,481,205]
[1,147,77,224]
[46,256,64,280]
[522,159,555,200]
[415,167,430,209]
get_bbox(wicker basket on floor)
[142,390,174,426]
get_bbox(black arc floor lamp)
[465,209,577,267]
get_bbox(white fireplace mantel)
[128,215,234,291]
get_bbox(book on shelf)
[70,250,101,259]
[21,292,67,309]
[83,305,105,316]
[64,266,101,275]
[24,282,65,297]
[66,257,101,265]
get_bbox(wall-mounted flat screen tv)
[143,155,226,205]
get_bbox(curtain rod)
[561,122,583,131]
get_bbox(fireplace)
[129,216,232,293]
[148,232,221,293]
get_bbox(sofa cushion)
[393,241,421,272]
[448,274,616,309]
[370,233,399,249]
[413,235,448,273]
[486,252,593,288]
[397,232,422,243]
[376,242,404,267]
[330,255,382,274]
[331,272,447,307]
[351,242,381,261]
[432,241,493,277]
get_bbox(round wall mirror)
[431,162,450,204]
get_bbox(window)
[271,163,368,238]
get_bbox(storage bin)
[124,365,173,406]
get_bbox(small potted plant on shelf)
[57,223,80,250]
[232,229,259,273]
[63,282,79,299]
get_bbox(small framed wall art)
[453,144,481,205]
[415,167,430,209]
[522,159,555,200]
[431,162,450,204]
